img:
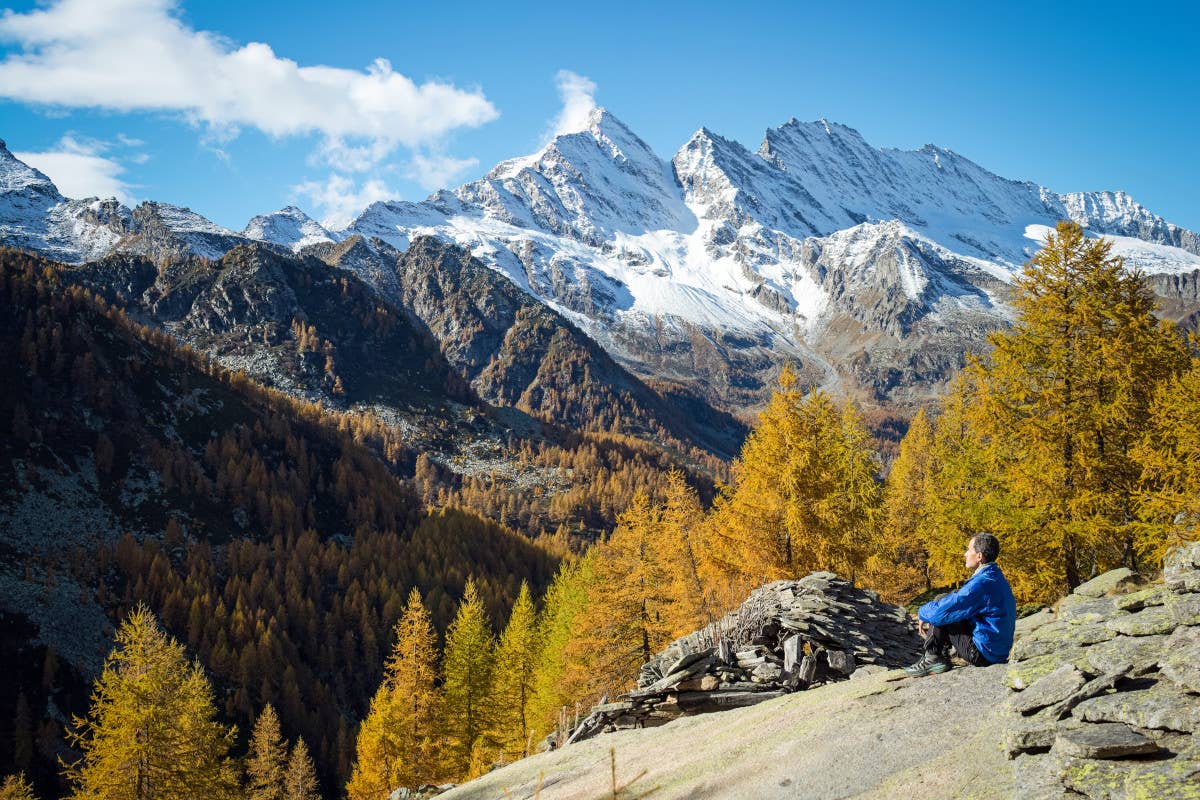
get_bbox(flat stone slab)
[1073,568,1139,598]
[1060,748,1200,799]
[1006,713,1082,757]
[1013,621,1111,660]
[1073,683,1200,733]
[1006,650,1090,690]
[1054,722,1159,759]
[1159,625,1200,694]
[1015,607,1057,636]
[1084,633,1167,676]
[1169,592,1200,626]
[1105,604,1176,636]
[1012,753,1075,800]
[1168,570,1200,594]
[1114,584,1173,612]
[1057,594,1116,624]
[1011,664,1087,715]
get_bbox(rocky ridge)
[6,117,1200,414]
[563,572,921,745]
[1003,544,1200,799]
[433,544,1200,799]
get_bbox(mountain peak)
[0,140,61,197]
[244,205,333,252]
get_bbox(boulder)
[1072,568,1140,598]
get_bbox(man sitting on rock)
[904,532,1017,677]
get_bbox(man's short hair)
[970,532,1000,563]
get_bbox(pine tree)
[439,580,495,779]
[283,738,319,800]
[62,605,239,800]
[346,588,441,799]
[485,582,540,762]
[245,704,286,800]
[0,774,37,800]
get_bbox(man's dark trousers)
[923,619,992,666]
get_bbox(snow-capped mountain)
[0,139,129,263]
[243,206,333,252]
[0,139,248,264]
[4,109,1199,410]
[329,107,1200,406]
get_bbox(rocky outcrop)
[1004,543,1200,799]
[563,572,921,744]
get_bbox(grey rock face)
[563,571,921,744]
[1002,551,1200,798]
[1073,568,1140,598]
[1010,664,1088,715]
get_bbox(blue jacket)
[918,562,1017,664]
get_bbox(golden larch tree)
[346,588,441,799]
[62,605,239,800]
[245,704,286,800]
[439,579,495,779]
[484,582,540,763]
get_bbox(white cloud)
[549,69,598,138]
[0,0,498,170]
[406,152,479,190]
[14,135,135,202]
[292,174,397,230]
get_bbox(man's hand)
[917,619,930,636]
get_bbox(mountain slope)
[3,112,1199,412]
[335,109,1200,410]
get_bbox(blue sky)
[0,0,1196,232]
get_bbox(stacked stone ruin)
[1004,542,1200,799]
[564,571,922,744]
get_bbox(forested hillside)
[4,222,1200,800]
[0,249,559,795]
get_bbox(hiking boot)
[903,654,952,677]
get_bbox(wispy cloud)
[291,174,398,230]
[547,69,598,139]
[406,152,479,191]
[14,134,136,202]
[0,0,498,172]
